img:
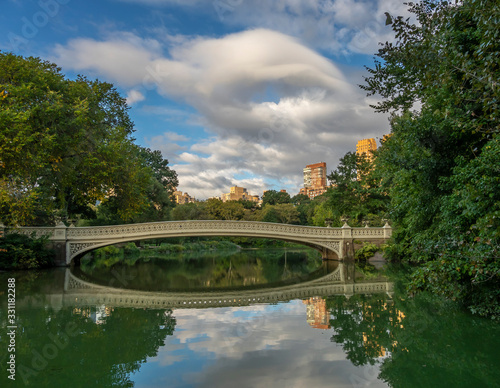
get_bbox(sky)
[1,0,411,200]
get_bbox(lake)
[0,247,499,387]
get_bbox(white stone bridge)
[2,220,392,266]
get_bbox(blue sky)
[1,0,410,199]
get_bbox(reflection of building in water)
[72,305,114,325]
[362,303,406,358]
[303,297,330,329]
[363,332,386,357]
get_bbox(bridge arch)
[5,220,392,266]
[68,228,342,265]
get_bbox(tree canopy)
[0,52,177,226]
[362,0,499,317]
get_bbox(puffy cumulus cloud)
[52,28,390,199]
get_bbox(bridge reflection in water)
[60,261,393,310]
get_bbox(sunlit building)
[299,162,328,199]
[173,189,195,204]
[221,186,260,203]
[356,138,377,161]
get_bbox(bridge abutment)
[51,222,69,267]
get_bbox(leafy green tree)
[291,194,310,206]
[362,0,499,317]
[171,202,208,220]
[237,198,257,210]
[219,201,245,220]
[130,147,178,222]
[319,151,388,227]
[260,203,300,224]
[205,198,223,219]
[0,232,53,269]
[0,52,169,225]
[261,190,291,206]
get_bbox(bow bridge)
[3,220,392,266]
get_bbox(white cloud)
[126,89,146,105]
[52,27,390,199]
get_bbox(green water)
[0,248,499,388]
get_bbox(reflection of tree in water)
[326,288,500,388]
[79,249,323,291]
[0,274,176,388]
[327,294,400,366]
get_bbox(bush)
[355,242,379,261]
[0,233,54,270]
[124,242,140,256]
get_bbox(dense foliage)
[0,52,177,226]
[0,232,53,269]
[362,0,499,317]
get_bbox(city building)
[173,189,195,204]
[221,186,260,203]
[299,162,328,199]
[356,138,378,180]
[356,138,377,161]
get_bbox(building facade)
[300,162,328,199]
[356,138,377,160]
[222,186,260,203]
[173,190,195,204]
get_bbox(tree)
[171,202,208,221]
[0,52,175,225]
[260,203,300,224]
[261,190,291,206]
[291,193,313,225]
[321,151,388,227]
[362,0,500,317]
[205,198,223,219]
[130,147,178,222]
[219,201,245,220]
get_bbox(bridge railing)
[64,220,345,240]
[1,220,392,240]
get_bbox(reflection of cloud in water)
[140,300,388,388]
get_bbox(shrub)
[355,242,379,261]
[0,233,54,270]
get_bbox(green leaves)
[361,1,500,317]
[0,52,177,226]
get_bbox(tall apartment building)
[356,138,377,160]
[222,186,259,203]
[300,162,328,199]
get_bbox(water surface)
[0,248,498,388]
